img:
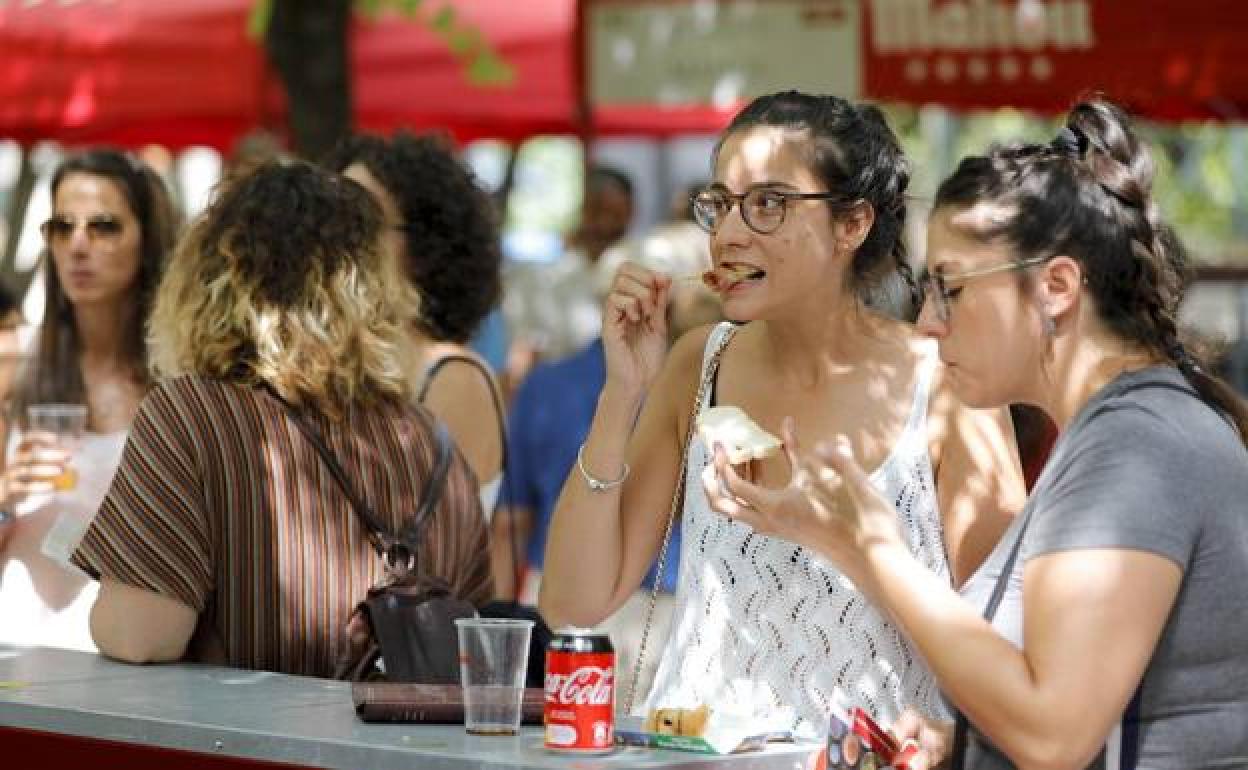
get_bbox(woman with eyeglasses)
[0,148,177,651]
[715,98,1248,768]
[539,90,1025,738]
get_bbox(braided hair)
[716,91,918,313]
[934,97,1248,444]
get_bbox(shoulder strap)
[624,322,738,714]
[903,343,941,436]
[950,504,1035,768]
[265,386,452,572]
[418,353,508,498]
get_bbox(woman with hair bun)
[739,98,1248,767]
[540,90,1025,738]
[71,161,492,675]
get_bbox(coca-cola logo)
[545,666,614,706]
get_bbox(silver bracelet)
[576,443,629,492]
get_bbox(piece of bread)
[696,405,782,465]
[644,704,712,737]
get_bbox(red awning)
[0,0,731,151]
[2,1,1245,152]
[0,0,282,150]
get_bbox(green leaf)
[246,0,275,39]
[445,28,479,56]
[430,4,456,33]
[467,52,515,87]
[355,0,385,21]
[395,0,425,17]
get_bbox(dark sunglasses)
[40,215,125,243]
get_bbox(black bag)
[269,388,476,683]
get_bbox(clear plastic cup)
[455,617,534,735]
[26,403,87,491]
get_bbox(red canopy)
[0,0,736,151]
[0,0,280,150]
[2,1,1245,152]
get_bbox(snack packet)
[821,706,918,770]
[616,705,791,755]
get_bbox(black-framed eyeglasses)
[40,215,125,245]
[921,256,1049,323]
[690,186,861,235]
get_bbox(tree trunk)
[264,0,352,161]
[2,148,36,289]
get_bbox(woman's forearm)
[851,541,1114,770]
[538,384,644,628]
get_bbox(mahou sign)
[864,0,1248,119]
[589,0,1248,121]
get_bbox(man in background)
[502,166,634,390]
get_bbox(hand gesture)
[602,262,671,394]
[701,418,906,582]
[701,417,832,544]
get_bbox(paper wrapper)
[615,710,793,755]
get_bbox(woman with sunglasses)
[0,149,177,650]
[539,90,1025,738]
[717,98,1248,767]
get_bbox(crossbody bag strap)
[950,505,1036,769]
[266,386,450,572]
[623,323,738,714]
[398,420,454,546]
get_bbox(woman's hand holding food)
[601,262,671,397]
[702,415,910,588]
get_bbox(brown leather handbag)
[271,390,477,683]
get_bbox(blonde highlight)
[148,162,421,418]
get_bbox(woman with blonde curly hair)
[71,161,492,675]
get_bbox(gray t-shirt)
[960,366,1248,769]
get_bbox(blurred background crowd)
[1,0,1246,686]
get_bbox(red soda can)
[543,627,615,752]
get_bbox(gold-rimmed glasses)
[922,256,1049,323]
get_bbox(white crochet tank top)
[643,323,950,739]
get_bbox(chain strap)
[623,326,734,715]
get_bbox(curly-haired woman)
[71,161,492,675]
[326,134,504,517]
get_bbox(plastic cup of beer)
[455,617,534,736]
[26,403,87,491]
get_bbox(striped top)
[72,375,493,678]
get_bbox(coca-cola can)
[543,627,615,752]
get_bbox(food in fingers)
[697,406,782,465]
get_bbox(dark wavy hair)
[14,148,177,416]
[934,96,1248,444]
[325,132,502,344]
[715,90,916,310]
